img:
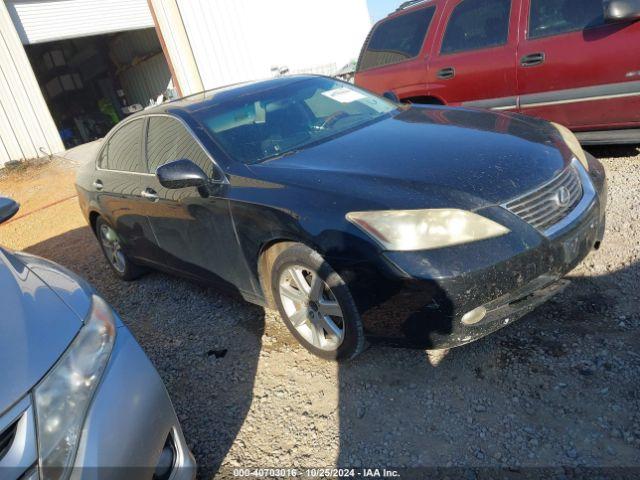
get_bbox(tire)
[95,216,147,281]
[270,243,366,361]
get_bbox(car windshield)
[193,77,397,164]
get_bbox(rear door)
[355,5,438,100]
[94,118,155,261]
[141,115,255,294]
[517,0,640,129]
[427,0,519,110]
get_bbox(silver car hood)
[0,249,84,416]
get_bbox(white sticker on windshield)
[322,87,366,103]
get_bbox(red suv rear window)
[357,7,435,72]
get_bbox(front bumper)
[0,326,196,480]
[72,325,196,479]
[357,154,607,349]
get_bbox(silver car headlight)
[346,208,510,251]
[34,295,116,480]
[551,122,589,172]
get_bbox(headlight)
[551,122,589,171]
[346,208,510,251]
[34,295,116,480]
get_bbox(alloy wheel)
[99,224,127,274]
[278,265,345,351]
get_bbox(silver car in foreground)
[0,197,195,480]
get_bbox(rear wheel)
[95,216,147,281]
[270,243,365,361]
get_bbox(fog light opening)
[461,306,487,326]
[153,435,176,480]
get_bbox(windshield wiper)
[261,148,305,163]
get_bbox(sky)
[367,0,403,23]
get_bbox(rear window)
[101,119,145,172]
[357,7,435,72]
[529,0,605,39]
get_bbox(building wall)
[147,0,204,97]
[0,1,64,167]
[151,0,371,94]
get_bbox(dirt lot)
[1,146,639,478]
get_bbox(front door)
[517,0,640,129]
[140,115,255,295]
[427,0,519,110]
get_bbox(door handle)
[437,67,455,80]
[93,180,103,191]
[141,188,158,201]
[521,52,545,67]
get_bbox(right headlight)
[551,122,589,171]
[346,208,510,251]
[34,295,116,480]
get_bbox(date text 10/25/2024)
[232,468,401,478]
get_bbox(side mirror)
[156,159,208,189]
[382,91,400,103]
[604,0,640,21]
[0,197,19,225]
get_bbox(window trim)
[526,0,608,40]
[356,5,436,72]
[439,0,513,56]
[144,113,228,184]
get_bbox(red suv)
[355,0,640,144]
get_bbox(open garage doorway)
[24,28,175,148]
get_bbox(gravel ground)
[1,146,639,478]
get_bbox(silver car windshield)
[194,77,397,164]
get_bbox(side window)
[441,0,511,55]
[357,7,435,72]
[529,0,605,39]
[146,116,216,179]
[104,119,145,172]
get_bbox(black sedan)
[76,75,607,361]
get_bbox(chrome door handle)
[93,180,103,191]
[521,52,545,67]
[437,67,455,80]
[141,189,158,201]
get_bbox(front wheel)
[270,243,366,361]
[95,216,147,281]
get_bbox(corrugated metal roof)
[6,0,154,45]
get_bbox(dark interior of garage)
[25,28,174,148]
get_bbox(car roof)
[380,0,437,22]
[129,75,323,119]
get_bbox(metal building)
[0,0,371,167]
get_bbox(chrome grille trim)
[503,160,585,234]
[0,419,17,460]
[0,396,38,476]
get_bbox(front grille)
[504,165,583,233]
[0,419,18,460]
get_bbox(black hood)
[260,106,569,206]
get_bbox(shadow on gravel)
[336,257,640,471]
[23,227,640,475]
[26,226,266,479]
[586,145,640,159]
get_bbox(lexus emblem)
[555,186,571,207]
